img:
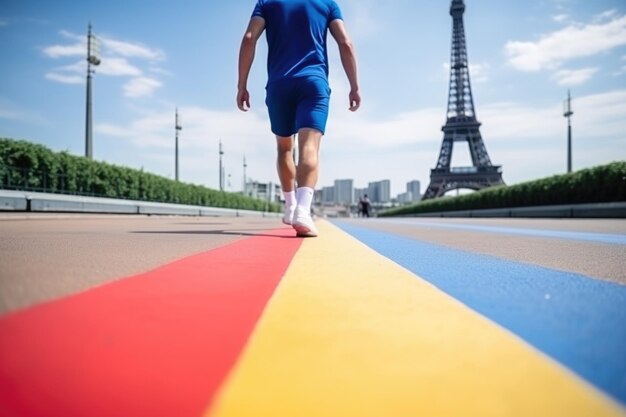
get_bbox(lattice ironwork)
[423,0,504,200]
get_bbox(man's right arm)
[329,19,361,112]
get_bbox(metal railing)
[0,164,147,201]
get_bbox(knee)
[276,141,294,156]
[298,148,318,170]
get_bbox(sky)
[1,0,625,197]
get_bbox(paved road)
[0,214,624,416]
[0,214,278,314]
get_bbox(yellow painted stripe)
[207,220,624,417]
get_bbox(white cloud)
[59,30,81,40]
[43,30,166,100]
[57,61,84,73]
[469,63,490,84]
[96,123,133,138]
[98,57,142,77]
[552,67,599,86]
[552,14,569,23]
[573,90,626,138]
[594,9,617,23]
[330,108,442,151]
[149,67,173,77]
[0,104,22,120]
[506,14,626,71]
[44,57,142,84]
[481,90,626,141]
[43,43,84,58]
[95,106,274,187]
[44,73,83,84]
[101,38,165,61]
[98,107,268,150]
[123,77,163,98]
[44,32,163,63]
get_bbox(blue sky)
[1,0,625,197]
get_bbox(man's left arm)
[237,17,265,112]
[329,19,361,112]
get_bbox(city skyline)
[314,177,418,206]
[1,0,625,197]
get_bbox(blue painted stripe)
[334,220,626,406]
[378,219,626,245]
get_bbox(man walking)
[237,0,360,237]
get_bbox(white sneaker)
[282,206,295,225]
[292,210,318,237]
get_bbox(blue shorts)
[265,76,331,137]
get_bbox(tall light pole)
[175,108,182,181]
[85,23,101,159]
[563,90,574,173]
[243,155,247,195]
[219,140,224,191]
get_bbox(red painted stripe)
[0,228,301,417]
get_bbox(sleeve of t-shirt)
[252,0,265,19]
[328,1,343,23]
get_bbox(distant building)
[406,180,421,202]
[245,180,281,203]
[314,189,323,205]
[397,191,414,205]
[321,186,335,205]
[334,179,354,205]
[368,180,391,203]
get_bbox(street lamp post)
[243,155,247,195]
[85,23,101,159]
[563,90,574,173]
[175,108,182,181]
[219,140,224,191]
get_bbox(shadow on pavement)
[131,230,297,239]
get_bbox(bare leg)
[291,128,322,237]
[276,135,296,192]
[296,128,323,188]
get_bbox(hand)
[237,88,250,112]
[349,89,361,112]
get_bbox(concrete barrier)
[28,192,139,214]
[3,189,624,218]
[0,190,28,211]
[401,202,626,219]
[0,190,280,218]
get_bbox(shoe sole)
[293,223,318,238]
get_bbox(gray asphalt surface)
[0,214,624,316]
[341,217,626,285]
[0,214,287,315]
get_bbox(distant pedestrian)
[360,194,371,218]
[237,0,361,237]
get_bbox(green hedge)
[380,161,626,217]
[0,138,280,212]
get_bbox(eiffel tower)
[423,0,504,200]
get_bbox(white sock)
[296,187,314,214]
[284,191,296,211]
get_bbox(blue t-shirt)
[252,0,343,84]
